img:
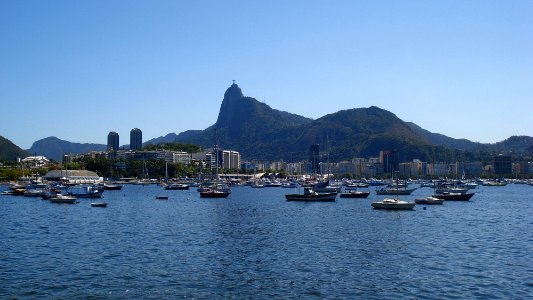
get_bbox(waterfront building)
[107,131,119,151]
[309,144,320,174]
[493,154,512,176]
[130,128,142,150]
[44,170,102,184]
[21,156,50,168]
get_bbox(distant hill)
[0,136,30,161]
[28,136,106,162]
[492,136,533,155]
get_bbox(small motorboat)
[371,198,415,210]
[414,196,444,205]
[285,188,337,202]
[50,194,78,204]
[432,192,474,201]
[155,196,169,200]
[91,202,108,207]
[339,190,370,198]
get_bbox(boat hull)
[285,193,337,202]
[375,188,417,195]
[414,197,444,204]
[339,192,370,198]
[371,201,415,210]
[433,193,474,201]
[200,191,231,198]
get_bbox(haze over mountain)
[5,83,531,163]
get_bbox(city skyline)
[1,1,532,149]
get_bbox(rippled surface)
[1,184,532,299]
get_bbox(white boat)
[371,198,415,210]
[414,196,444,205]
[50,194,77,204]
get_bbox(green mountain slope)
[0,136,30,161]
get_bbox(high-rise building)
[380,150,399,174]
[493,154,512,175]
[309,144,320,174]
[130,128,142,150]
[107,131,119,151]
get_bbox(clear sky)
[1,0,532,149]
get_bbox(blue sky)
[1,0,532,149]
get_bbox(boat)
[155,196,169,199]
[312,180,341,193]
[371,198,415,210]
[339,190,370,198]
[375,187,417,195]
[103,183,122,190]
[91,202,108,207]
[285,187,337,202]
[414,196,444,205]
[432,192,474,201]
[164,183,189,190]
[50,194,77,204]
[67,185,104,198]
[200,189,231,198]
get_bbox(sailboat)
[200,139,231,198]
[371,172,415,210]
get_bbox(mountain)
[405,122,483,150]
[0,136,30,161]
[493,136,533,155]
[28,137,107,162]
[174,83,453,162]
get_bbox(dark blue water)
[1,184,532,299]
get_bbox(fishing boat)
[414,196,444,205]
[285,187,337,202]
[339,190,370,198]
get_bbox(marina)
[0,182,531,299]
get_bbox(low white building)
[21,156,50,168]
[44,170,103,184]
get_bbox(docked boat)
[339,190,370,198]
[371,198,415,210]
[285,188,337,202]
[91,202,108,207]
[414,196,444,205]
[50,194,77,204]
[433,192,474,201]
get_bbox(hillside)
[176,84,451,161]
[0,136,30,161]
